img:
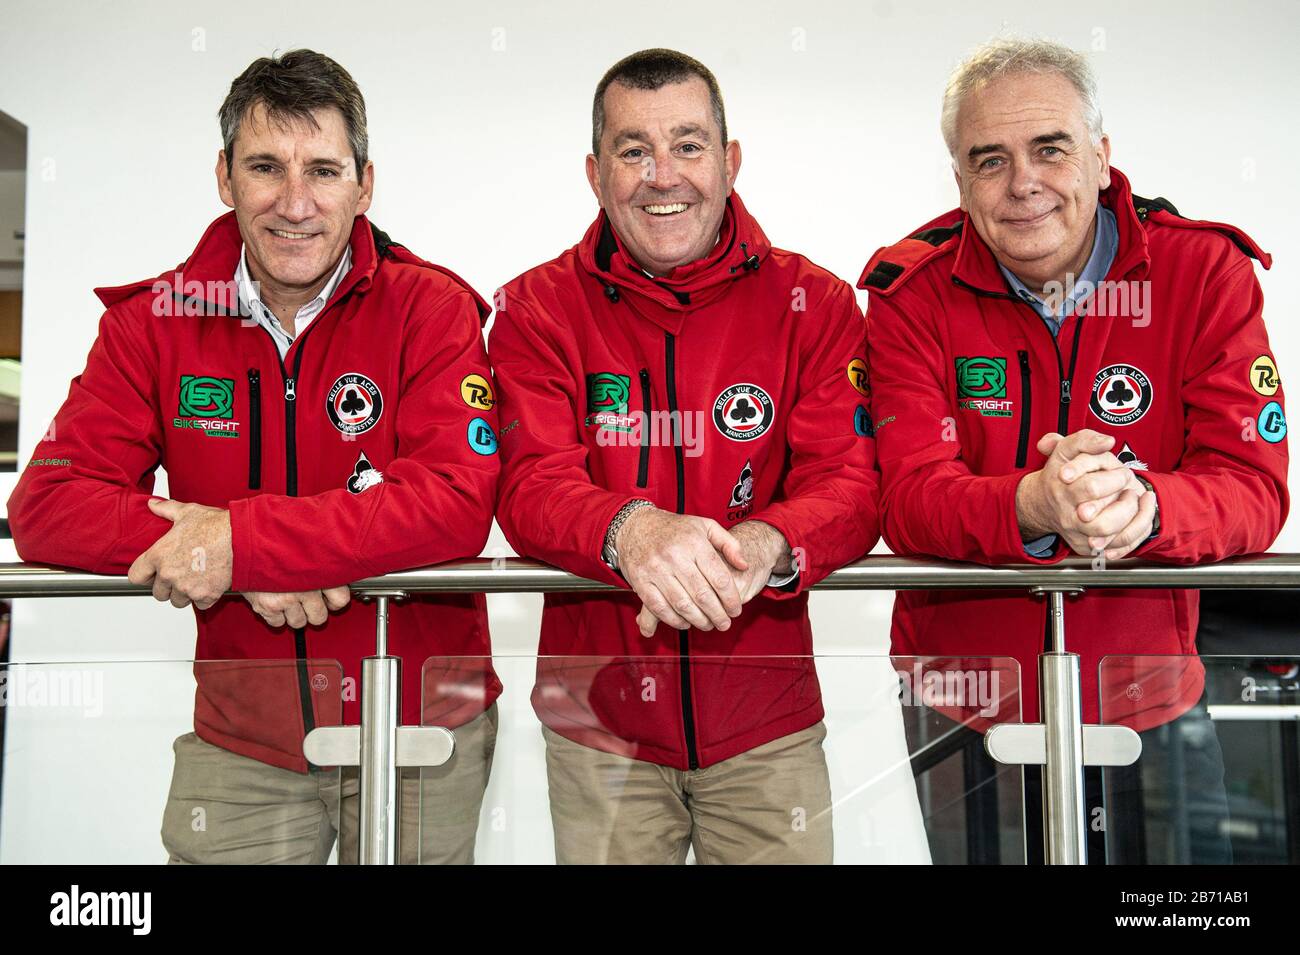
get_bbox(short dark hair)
[591,48,728,155]
[219,49,368,175]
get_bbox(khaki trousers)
[161,703,497,864]
[542,720,833,864]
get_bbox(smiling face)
[953,71,1110,291]
[216,102,373,304]
[586,77,740,276]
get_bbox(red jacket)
[490,193,879,770]
[8,213,502,771]
[862,169,1289,730]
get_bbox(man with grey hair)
[9,49,502,863]
[862,37,1287,863]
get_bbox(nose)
[1006,156,1042,201]
[273,172,316,224]
[643,145,685,191]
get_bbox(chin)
[263,260,320,286]
[997,233,1062,266]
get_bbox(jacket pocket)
[1015,350,1032,468]
[637,368,651,488]
[247,368,262,490]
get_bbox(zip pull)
[1060,379,1072,403]
[284,377,296,401]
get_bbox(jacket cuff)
[1129,472,1165,558]
[228,497,256,593]
[577,492,644,589]
[1001,473,1066,565]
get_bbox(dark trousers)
[1024,696,1232,864]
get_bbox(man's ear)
[724,139,742,194]
[1096,134,1112,191]
[216,150,235,209]
[355,160,375,216]
[585,153,604,207]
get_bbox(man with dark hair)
[8,50,501,864]
[491,48,879,864]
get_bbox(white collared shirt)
[235,246,353,360]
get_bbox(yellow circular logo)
[1251,355,1280,396]
[847,358,869,396]
[460,373,495,410]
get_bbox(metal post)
[1038,589,1088,864]
[358,594,401,865]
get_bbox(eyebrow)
[610,124,713,150]
[240,153,346,168]
[967,130,1075,161]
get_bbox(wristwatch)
[601,499,655,570]
[1134,474,1160,541]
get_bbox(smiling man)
[8,50,501,864]
[861,37,1288,863]
[490,49,879,864]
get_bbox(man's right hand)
[617,507,747,636]
[1015,429,1146,555]
[242,587,352,629]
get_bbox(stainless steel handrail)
[2,552,1300,597]
[4,552,1297,866]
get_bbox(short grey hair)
[940,37,1103,159]
[219,49,368,175]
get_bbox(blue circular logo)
[468,416,497,455]
[854,405,873,438]
[1258,401,1287,444]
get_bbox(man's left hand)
[127,498,234,610]
[726,520,792,602]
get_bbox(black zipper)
[636,368,651,488]
[247,369,262,490]
[1015,351,1032,468]
[251,307,344,747]
[1059,317,1086,435]
[664,333,699,770]
[281,347,315,741]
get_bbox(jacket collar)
[96,211,381,314]
[950,167,1151,296]
[576,191,771,315]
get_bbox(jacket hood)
[576,191,771,312]
[94,212,490,324]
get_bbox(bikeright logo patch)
[585,372,634,433]
[713,383,774,441]
[1090,364,1153,426]
[955,357,1013,418]
[174,375,239,438]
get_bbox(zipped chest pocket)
[637,368,651,487]
[247,368,262,489]
[1016,350,1032,468]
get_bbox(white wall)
[0,0,1295,862]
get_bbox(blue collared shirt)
[999,205,1118,333]
[1000,206,1118,557]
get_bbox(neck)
[636,229,725,278]
[246,255,338,321]
[1014,217,1098,297]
